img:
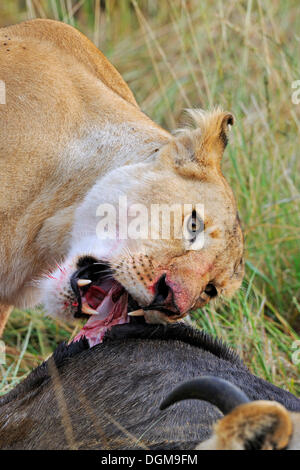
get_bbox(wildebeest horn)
[160,376,250,415]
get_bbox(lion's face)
[42,109,244,345]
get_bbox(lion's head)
[42,109,244,346]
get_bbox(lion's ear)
[210,401,293,450]
[157,109,234,177]
[186,108,234,167]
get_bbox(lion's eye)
[187,210,204,241]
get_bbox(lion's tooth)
[77,279,92,287]
[82,302,98,315]
[128,309,145,317]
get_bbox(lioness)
[0,19,244,342]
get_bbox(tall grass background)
[0,0,300,396]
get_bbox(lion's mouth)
[70,260,181,347]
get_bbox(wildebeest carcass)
[0,322,299,450]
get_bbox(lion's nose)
[149,274,181,315]
[154,274,171,304]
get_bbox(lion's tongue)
[73,282,129,347]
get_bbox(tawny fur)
[0,19,244,331]
[198,401,300,450]
[0,304,13,337]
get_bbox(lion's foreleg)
[0,304,13,337]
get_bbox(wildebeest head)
[1,324,299,450]
[161,376,300,450]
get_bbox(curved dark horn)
[160,376,250,415]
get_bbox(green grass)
[1,0,300,396]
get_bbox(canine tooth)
[77,279,92,287]
[82,302,98,315]
[128,309,145,317]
